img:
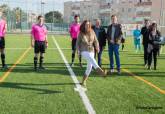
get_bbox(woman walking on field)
[76,20,107,87]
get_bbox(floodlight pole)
[41,0,45,16]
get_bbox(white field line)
[52,36,96,114]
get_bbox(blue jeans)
[108,44,120,70]
[98,46,103,67]
[94,46,103,67]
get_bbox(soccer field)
[0,34,165,114]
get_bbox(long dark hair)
[80,20,92,34]
[150,23,157,31]
[149,22,161,37]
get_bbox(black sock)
[39,56,44,67]
[79,54,82,64]
[72,53,75,63]
[1,54,5,67]
[122,44,124,50]
[34,57,38,69]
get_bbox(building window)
[128,8,131,12]
[122,8,125,12]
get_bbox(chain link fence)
[0,0,165,35]
[0,0,69,34]
[159,26,165,36]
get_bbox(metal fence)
[159,26,165,36]
[1,0,165,35]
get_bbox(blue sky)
[0,0,81,14]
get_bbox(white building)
[64,0,165,26]
[64,0,99,24]
[80,0,100,23]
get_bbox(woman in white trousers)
[76,20,106,87]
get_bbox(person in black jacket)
[147,23,161,70]
[92,19,107,67]
[141,19,150,67]
[107,15,123,75]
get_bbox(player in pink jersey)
[0,12,8,69]
[31,15,48,71]
[69,15,82,67]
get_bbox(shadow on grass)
[0,82,76,94]
[158,56,165,59]
[0,63,164,78]
[121,63,143,66]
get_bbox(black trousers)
[148,48,159,68]
[72,39,77,51]
[143,44,148,65]
[0,37,5,49]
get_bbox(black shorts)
[0,37,5,49]
[34,41,46,53]
[72,39,77,51]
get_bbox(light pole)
[51,0,55,31]
[162,0,165,26]
[41,0,45,16]
[26,0,29,29]
[160,0,163,25]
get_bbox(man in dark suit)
[141,19,150,67]
[107,15,123,75]
[92,19,107,67]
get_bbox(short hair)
[150,22,157,31]
[151,22,157,27]
[0,12,6,19]
[37,15,43,20]
[111,14,116,18]
[144,19,149,22]
[96,18,101,22]
[74,15,79,19]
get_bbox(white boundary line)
[52,36,96,114]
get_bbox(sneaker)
[39,66,45,70]
[117,69,121,75]
[96,68,107,76]
[111,69,114,73]
[103,69,108,77]
[154,66,157,70]
[148,66,152,70]
[117,70,121,75]
[79,63,83,68]
[107,69,114,75]
[2,65,8,70]
[110,69,115,74]
[144,64,148,68]
[34,67,38,71]
[70,63,74,67]
[81,81,87,88]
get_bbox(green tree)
[45,11,63,23]
[0,4,10,16]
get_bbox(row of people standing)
[132,19,162,70]
[141,19,162,70]
[69,15,122,86]
[93,16,123,74]
[0,14,49,71]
